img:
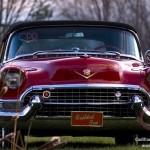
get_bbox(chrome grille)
[23,87,148,117]
[36,104,134,117]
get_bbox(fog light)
[43,90,51,99]
[132,95,143,103]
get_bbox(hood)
[5,57,143,85]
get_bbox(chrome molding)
[19,83,149,102]
[44,102,132,105]
[0,99,19,102]
[3,51,141,63]
[0,84,149,103]
[139,87,150,99]
[133,96,150,125]
[32,83,140,90]
[0,96,41,121]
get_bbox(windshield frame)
[3,25,143,62]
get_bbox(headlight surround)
[1,70,25,89]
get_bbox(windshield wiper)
[102,51,139,60]
[90,50,121,56]
[14,50,75,60]
[104,51,121,56]
[14,51,46,59]
[88,50,139,60]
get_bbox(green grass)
[24,136,148,150]
[0,136,148,149]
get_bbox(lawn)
[23,136,147,150]
[0,136,148,150]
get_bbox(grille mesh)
[36,104,134,117]
[23,87,148,117]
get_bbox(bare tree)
[113,0,150,50]
[27,0,54,21]
[0,0,55,41]
[54,0,103,20]
[0,0,31,40]
[1,0,150,50]
[53,0,150,50]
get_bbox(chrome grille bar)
[22,85,149,118]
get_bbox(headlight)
[1,71,25,89]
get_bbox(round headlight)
[2,71,25,89]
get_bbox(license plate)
[71,112,103,127]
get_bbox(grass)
[24,136,147,150]
[0,135,148,149]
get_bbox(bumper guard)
[133,95,150,126]
[0,95,41,121]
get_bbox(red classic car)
[0,21,150,145]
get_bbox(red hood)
[4,57,143,86]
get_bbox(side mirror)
[145,50,150,64]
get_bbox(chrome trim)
[0,99,19,101]
[32,83,140,90]
[20,86,33,101]
[14,84,150,101]
[133,96,150,125]
[145,50,150,63]
[43,102,132,105]
[0,95,41,121]
[4,51,141,62]
[19,83,142,102]
[3,32,13,62]
[0,84,149,121]
[139,87,150,99]
[0,84,149,103]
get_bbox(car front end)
[0,21,150,144]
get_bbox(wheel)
[115,134,136,145]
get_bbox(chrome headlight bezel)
[1,70,25,89]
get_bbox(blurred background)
[0,0,149,52]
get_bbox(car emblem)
[114,91,122,100]
[83,69,91,76]
[75,69,97,79]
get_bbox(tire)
[115,134,136,145]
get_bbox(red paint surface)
[0,56,149,99]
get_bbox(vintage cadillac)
[0,21,150,145]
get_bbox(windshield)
[6,27,140,60]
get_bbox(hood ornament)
[75,69,97,79]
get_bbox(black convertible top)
[4,21,137,38]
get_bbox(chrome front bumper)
[0,95,41,121]
[0,95,150,132]
[132,95,150,127]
